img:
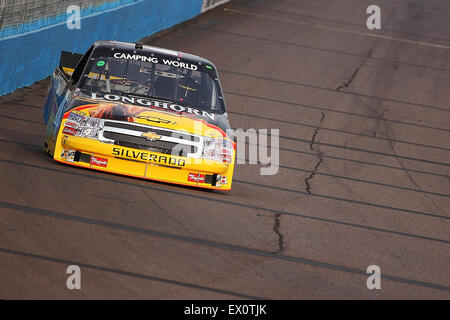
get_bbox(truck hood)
[69,92,232,139]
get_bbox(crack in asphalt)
[257,213,284,254]
[309,112,326,151]
[271,213,284,254]
[305,152,324,195]
[336,48,373,92]
[305,112,326,194]
[336,64,363,91]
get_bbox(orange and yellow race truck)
[43,40,235,190]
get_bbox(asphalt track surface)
[0,0,449,299]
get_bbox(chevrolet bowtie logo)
[141,131,162,141]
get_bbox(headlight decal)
[64,112,100,139]
[202,137,233,163]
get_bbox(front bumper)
[54,134,234,190]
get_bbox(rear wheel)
[44,135,56,158]
[44,141,52,157]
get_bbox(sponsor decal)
[61,149,76,162]
[64,120,80,128]
[112,147,185,167]
[90,155,108,168]
[68,110,86,123]
[141,131,162,141]
[71,109,87,116]
[161,58,198,71]
[90,93,215,120]
[188,173,206,183]
[62,126,77,135]
[113,52,198,71]
[113,52,159,64]
[216,175,227,186]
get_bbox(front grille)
[103,121,199,142]
[103,131,196,156]
[100,120,202,157]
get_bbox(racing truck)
[43,40,235,190]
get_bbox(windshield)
[78,53,224,112]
